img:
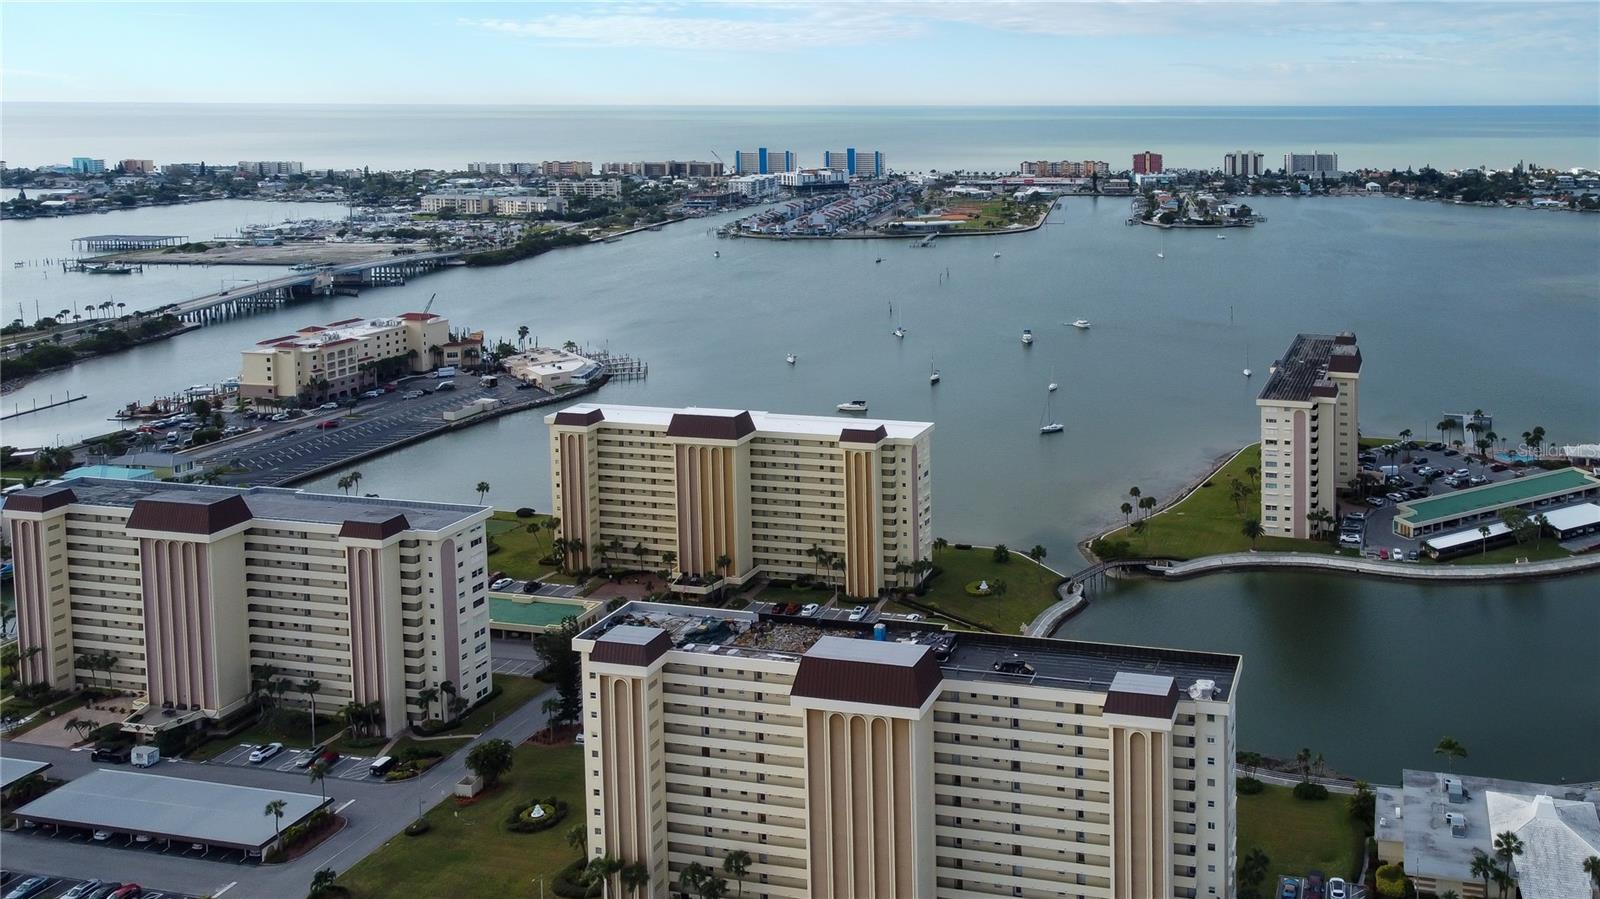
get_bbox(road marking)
[336,799,357,813]
[213,882,238,897]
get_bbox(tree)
[565,823,587,855]
[661,549,677,575]
[1239,848,1271,898]
[1478,523,1492,555]
[336,474,355,495]
[1349,779,1375,830]
[1139,495,1157,518]
[585,854,622,896]
[1493,830,1524,896]
[417,686,439,722]
[620,862,651,897]
[1120,501,1134,523]
[1436,418,1456,443]
[1229,478,1251,514]
[1434,736,1468,771]
[1375,863,1409,899]
[309,758,329,801]
[1237,751,1263,777]
[440,680,460,720]
[1295,747,1313,782]
[715,553,733,581]
[1128,486,1141,505]
[1582,855,1600,891]
[992,544,1010,563]
[533,617,584,730]
[1027,544,1047,562]
[932,536,949,555]
[475,481,491,504]
[308,867,339,899]
[722,849,751,897]
[1241,518,1264,549]
[265,799,288,847]
[679,862,712,898]
[466,738,514,787]
[1470,855,1500,898]
[516,324,530,349]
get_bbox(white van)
[369,755,396,777]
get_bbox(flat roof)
[1257,332,1359,404]
[0,757,51,791]
[548,403,933,441]
[14,769,328,851]
[1537,501,1600,531]
[2,478,487,533]
[579,601,1240,701]
[1395,469,1599,527]
[490,597,585,628]
[1422,520,1511,551]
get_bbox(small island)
[1135,188,1260,229]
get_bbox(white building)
[237,160,304,178]
[776,169,849,189]
[552,179,623,199]
[239,312,455,401]
[421,192,499,215]
[1256,332,1362,538]
[729,174,782,198]
[495,194,567,215]
[1223,151,1265,178]
[1283,153,1340,177]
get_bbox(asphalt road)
[0,683,555,899]
[187,375,550,486]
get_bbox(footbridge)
[171,251,462,323]
[1024,558,1170,637]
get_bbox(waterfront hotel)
[1255,332,1362,538]
[577,600,1241,899]
[2,479,494,737]
[546,404,933,598]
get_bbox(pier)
[2,391,89,421]
[170,251,462,323]
[589,350,649,381]
[72,234,186,252]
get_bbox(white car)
[847,605,868,622]
[92,829,112,840]
[490,577,513,591]
[248,742,284,763]
[800,603,819,617]
[318,402,339,411]
[62,882,103,899]
[1328,877,1348,899]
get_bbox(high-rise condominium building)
[1222,152,1265,178]
[821,149,886,178]
[545,404,932,598]
[576,600,1241,899]
[237,160,304,177]
[734,148,797,175]
[552,179,624,199]
[1283,153,1339,176]
[1256,332,1362,538]
[119,159,156,175]
[542,160,595,177]
[71,157,107,174]
[2,480,494,738]
[1019,160,1110,177]
[1132,151,1164,174]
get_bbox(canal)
[3,194,1596,782]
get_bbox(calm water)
[4,104,1598,171]
[3,192,1596,783]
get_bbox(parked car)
[82,885,124,899]
[92,829,112,841]
[315,419,340,429]
[1469,476,1489,486]
[1327,877,1349,899]
[1366,497,1386,507]
[1339,533,1362,546]
[1344,511,1366,522]
[1305,870,1326,898]
[106,886,141,899]
[403,390,425,399]
[800,603,819,617]
[248,742,284,764]
[1490,462,1509,472]
[4,877,50,899]
[435,381,457,392]
[993,659,1036,676]
[490,577,513,591]
[362,389,383,399]
[91,745,131,764]
[847,605,868,621]
[62,882,103,899]
[1280,876,1301,899]
[1426,441,1445,451]
[1385,492,1406,503]
[369,756,397,777]
[1406,550,1420,562]
[317,402,339,411]
[1443,448,1460,456]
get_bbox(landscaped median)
[896,545,1064,634]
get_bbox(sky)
[1,1,1597,106]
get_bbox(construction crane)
[422,292,436,314]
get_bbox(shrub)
[552,858,602,899]
[404,818,431,837]
[1236,776,1265,795]
[506,799,569,833]
[1374,862,1409,898]
[1293,781,1330,801]
[514,507,536,518]
[953,542,973,550]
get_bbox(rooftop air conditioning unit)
[1188,679,1217,700]
[1445,812,1468,836]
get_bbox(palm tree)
[722,850,751,897]
[336,474,355,495]
[679,863,711,898]
[1582,855,1600,891]
[1139,495,1157,518]
[585,854,622,896]
[1295,747,1313,782]
[1120,502,1134,523]
[417,686,440,722]
[1436,418,1455,444]
[264,799,288,848]
[302,679,322,748]
[1241,518,1264,549]
[308,758,329,800]
[516,325,530,349]
[1470,855,1500,898]
[440,680,458,722]
[620,862,651,898]
[1027,544,1047,562]
[660,549,677,576]
[932,536,949,555]
[1493,831,1524,896]
[1398,428,1413,460]
[1128,486,1141,505]
[892,561,910,589]
[565,823,587,855]
[475,480,491,504]
[1479,524,1491,555]
[715,553,733,581]
[309,867,338,899]
[1245,465,1259,487]
[1434,736,1468,771]
[566,537,586,573]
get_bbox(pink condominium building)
[3,479,493,737]
[1255,332,1363,538]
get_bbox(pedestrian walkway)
[1162,550,1600,581]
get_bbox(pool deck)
[489,596,590,628]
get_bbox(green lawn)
[185,709,340,760]
[1238,783,1364,881]
[1096,444,1335,560]
[910,547,1063,634]
[337,743,585,899]
[486,511,561,582]
[455,676,550,733]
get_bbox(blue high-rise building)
[733,148,795,175]
[822,149,885,178]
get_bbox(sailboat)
[1070,320,1091,330]
[1156,252,1165,259]
[894,305,906,338]
[1243,339,1253,378]
[929,354,941,385]
[1039,388,1063,434]
[713,250,720,258]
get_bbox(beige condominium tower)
[545,404,933,598]
[1255,332,1362,538]
[575,601,1242,899]
[2,479,494,738]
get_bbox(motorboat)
[893,325,906,339]
[1156,252,1165,259]
[1071,320,1091,330]
[1039,422,1064,434]
[1048,364,1058,392]
[785,353,797,365]
[1021,329,1033,345]
[836,400,868,413]
[993,252,1001,259]
[713,251,720,258]
[1216,234,1227,240]
[875,257,883,263]
[1243,368,1253,378]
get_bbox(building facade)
[119,159,157,175]
[239,312,454,402]
[237,160,304,177]
[729,174,782,198]
[1019,160,1111,177]
[575,601,1241,899]
[1255,332,1362,538]
[494,194,568,215]
[2,480,494,737]
[734,148,797,175]
[546,405,933,598]
[1222,152,1265,178]
[421,192,500,215]
[1132,151,1164,175]
[1283,153,1339,177]
[552,178,624,199]
[71,157,107,174]
[821,149,886,178]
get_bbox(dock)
[72,234,186,253]
[589,350,648,381]
[2,392,89,421]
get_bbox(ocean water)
[3,103,1597,172]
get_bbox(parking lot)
[1277,873,1365,899]
[1339,442,1532,558]
[0,869,205,899]
[204,743,377,782]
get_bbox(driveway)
[11,705,126,749]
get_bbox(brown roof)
[1327,344,1362,373]
[666,411,756,441]
[338,513,411,540]
[839,425,888,445]
[553,408,605,427]
[398,312,440,321]
[2,486,78,514]
[590,625,672,667]
[792,637,942,709]
[126,494,252,535]
[1102,673,1180,720]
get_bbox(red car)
[109,886,142,899]
[315,419,340,429]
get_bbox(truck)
[434,366,457,379]
[131,745,161,768]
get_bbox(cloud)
[463,2,921,50]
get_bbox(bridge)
[1023,558,1170,637]
[169,251,462,323]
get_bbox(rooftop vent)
[1445,812,1468,836]
[1187,679,1217,700]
